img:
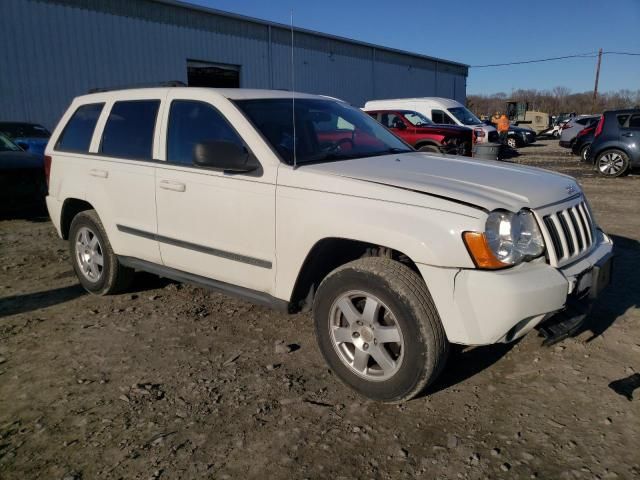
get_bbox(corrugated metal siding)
[0,0,467,129]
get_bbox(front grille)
[541,200,595,265]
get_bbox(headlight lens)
[484,210,545,265]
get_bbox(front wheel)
[506,136,518,149]
[313,257,449,403]
[596,149,629,177]
[69,210,134,295]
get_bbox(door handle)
[159,180,186,192]
[89,169,108,178]
[621,132,634,137]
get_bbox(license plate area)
[590,253,613,299]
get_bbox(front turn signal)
[462,232,510,270]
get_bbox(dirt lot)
[1,140,639,479]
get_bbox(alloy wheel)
[329,290,404,381]
[598,152,625,176]
[75,226,104,282]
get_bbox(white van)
[364,97,497,143]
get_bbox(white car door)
[83,94,164,264]
[154,91,276,294]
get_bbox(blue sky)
[187,0,640,95]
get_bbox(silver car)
[559,115,600,148]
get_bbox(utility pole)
[593,48,603,104]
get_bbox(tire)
[506,137,518,149]
[553,130,560,138]
[69,210,134,295]
[595,149,630,177]
[418,144,441,154]
[313,257,449,403]
[580,144,591,163]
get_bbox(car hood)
[415,124,471,135]
[302,152,579,211]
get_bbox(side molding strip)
[116,224,272,269]
[117,255,289,312]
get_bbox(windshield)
[0,123,51,139]
[403,111,434,127]
[235,98,412,165]
[447,107,482,126]
[0,134,22,152]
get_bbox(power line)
[470,50,640,68]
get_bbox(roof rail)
[88,80,186,94]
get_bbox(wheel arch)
[60,198,95,239]
[288,237,420,313]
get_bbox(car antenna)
[290,10,297,169]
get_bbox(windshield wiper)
[367,147,413,157]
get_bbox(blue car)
[589,109,640,177]
[0,121,51,158]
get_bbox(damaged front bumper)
[417,230,614,346]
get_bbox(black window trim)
[165,98,261,174]
[98,99,162,161]
[54,102,105,154]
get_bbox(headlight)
[463,209,545,269]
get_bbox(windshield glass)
[235,98,412,165]
[403,111,434,126]
[0,134,22,152]
[0,123,51,139]
[447,107,482,126]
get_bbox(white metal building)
[0,0,469,129]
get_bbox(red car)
[365,109,473,156]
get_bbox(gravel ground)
[1,140,639,479]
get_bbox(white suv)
[45,87,613,403]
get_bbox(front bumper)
[417,230,614,345]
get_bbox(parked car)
[0,133,46,215]
[559,115,600,148]
[482,120,536,148]
[572,124,596,162]
[46,87,613,403]
[589,109,640,177]
[365,109,473,156]
[364,97,498,143]
[0,121,51,158]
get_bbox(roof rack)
[88,80,186,94]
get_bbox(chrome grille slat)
[568,208,585,252]
[541,199,596,267]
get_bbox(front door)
[154,92,276,293]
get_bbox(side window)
[617,114,630,127]
[100,100,160,160]
[432,109,455,125]
[56,103,104,152]
[167,100,245,165]
[628,114,640,129]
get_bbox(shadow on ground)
[0,284,85,318]
[577,234,640,341]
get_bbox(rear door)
[85,95,163,264]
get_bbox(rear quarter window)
[55,103,104,153]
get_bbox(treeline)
[467,87,640,117]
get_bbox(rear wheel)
[596,149,629,177]
[69,210,134,295]
[313,257,449,403]
[580,144,591,162]
[506,136,518,149]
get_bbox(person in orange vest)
[496,113,510,145]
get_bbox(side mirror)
[17,141,29,151]
[193,141,259,173]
